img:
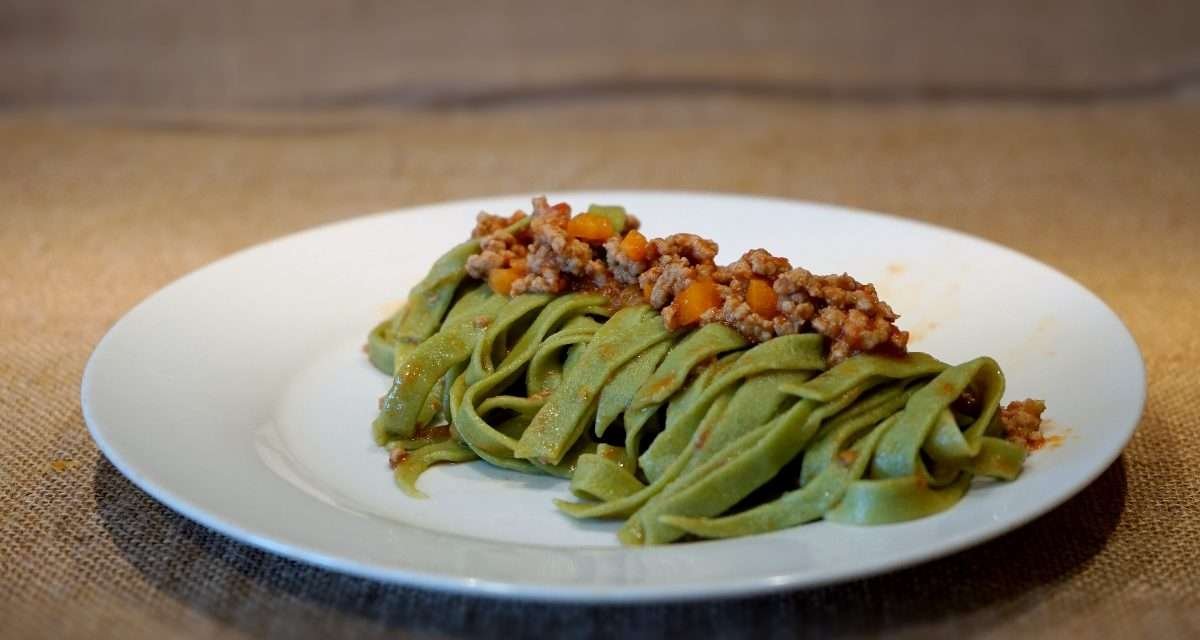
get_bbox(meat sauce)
[467,197,909,364]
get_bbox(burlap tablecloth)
[2,99,1198,638]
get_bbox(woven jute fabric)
[2,100,1198,639]
[6,1,1199,109]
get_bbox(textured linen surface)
[2,100,1198,639]
[5,0,1199,109]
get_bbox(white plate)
[82,192,1145,602]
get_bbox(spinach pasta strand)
[365,201,1044,545]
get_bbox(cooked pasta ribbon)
[366,210,1039,545]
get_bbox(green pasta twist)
[368,227,1034,545]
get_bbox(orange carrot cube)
[488,268,520,295]
[746,278,779,318]
[567,213,615,242]
[672,279,722,326]
[619,229,649,261]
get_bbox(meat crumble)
[999,399,1047,451]
[471,210,526,239]
[466,210,531,281]
[778,269,908,363]
[604,235,647,285]
[638,235,723,308]
[510,197,594,295]
[467,196,910,363]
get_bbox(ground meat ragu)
[774,269,908,362]
[729,248,792,280]
[999,399,1047,451]
[641,255,699,310]
[509,197,596,295]
[466,210,531,280]
[471,210,526,239]
[638,234,726,323]
[465,230,526,279]
[715,294,775,342]
[604,235,647,285]
[648,233,720,265]
[465,197,910,363]
[716,249,795,343]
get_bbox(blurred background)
[4,0,1198,110]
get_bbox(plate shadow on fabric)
[94,456,1126,638]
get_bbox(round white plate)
[82,192,1145,602]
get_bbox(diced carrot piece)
[619,229,649,261]
[567,213,615,242]
[746,278,779,318]
[672,279,722,326]
[488,268,520,295]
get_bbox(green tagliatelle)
[368,220,1032,545]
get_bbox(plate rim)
[82,190,1147,602]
